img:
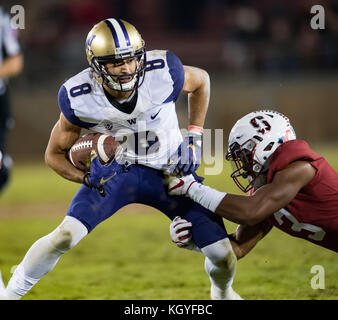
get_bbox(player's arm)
[182,65,210,128]
[215,161,316,225]
[0,54,23,78]
[169,161,316,225]
[167,66,209,175]
[228,221,273,259]
[45,113,84,183]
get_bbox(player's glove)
[168,127,202,176]
[83,150,125,197]
[167,174,198,197]
[170,216,193,248]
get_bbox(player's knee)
[50,217,88,253]
[51,228,74,253]
[202,238,237,268]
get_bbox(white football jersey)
[58,50,185,170]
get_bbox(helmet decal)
[250,116,271,135]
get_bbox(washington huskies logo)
[127,118,137,125]
[250,116,271,135]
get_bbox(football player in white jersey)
[0,19,241,300]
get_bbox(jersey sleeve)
[267,140,323,183]
[163,51,185,103]
[57,85,96,129]
[145,50,185,105]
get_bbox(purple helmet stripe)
[104,19,120,48]
[117,19,131,46]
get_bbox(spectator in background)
[0,6,23,194]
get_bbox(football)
[68,133,121,172]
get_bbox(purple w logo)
[127,118,137,125]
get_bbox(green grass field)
[0,147,337,300]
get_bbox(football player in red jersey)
[168,110,338,256]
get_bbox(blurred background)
[2,0,338,161]
[0,0,337,301]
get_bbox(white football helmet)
[85,18,146,92]
[226,110,296,192]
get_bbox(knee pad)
[201,238,236,268]
[49,216,88,253]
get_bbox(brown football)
[68,133,121,172]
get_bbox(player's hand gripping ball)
[84,150,125,197]
[68,133,121,172]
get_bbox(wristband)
[188,182,226,213]
[188,125,203,136]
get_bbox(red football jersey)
[267,139,338,252]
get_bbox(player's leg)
[2,216,88,299]
[157,200,241,299]
[183,203,241,300]
[203,239,242,300]
[1,169,137,299]
[136,166,241,299]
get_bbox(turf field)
[0,147,337,300]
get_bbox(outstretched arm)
[214,161,316,225]
[168,161,316,225]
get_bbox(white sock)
[6,216,87,299]
[202,238,237,299]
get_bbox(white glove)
[170,216,193,248]
[167,174,197,196]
